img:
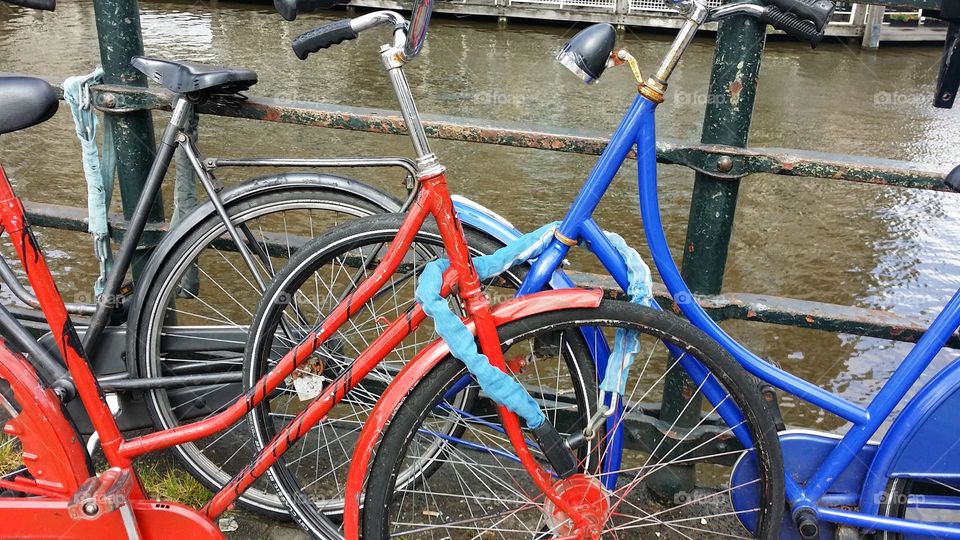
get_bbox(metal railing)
[629,0,718,14]
[20,0,952,353]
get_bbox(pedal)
[118,281,135,300]
[68,467,133,520]
[107,281,136,324]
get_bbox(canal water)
[1,0,958,432]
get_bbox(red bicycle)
[0,0,622,537]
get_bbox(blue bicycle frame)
[514,90,960,538]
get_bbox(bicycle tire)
[242,212,526,536]
[134,185,389,518]
[363,299,785,539]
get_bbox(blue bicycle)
[245,0,960,536]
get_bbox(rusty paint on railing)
[84,84,951,191]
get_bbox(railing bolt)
[98,92,117,109]
[82,501,100,516]
[716,155,733,173]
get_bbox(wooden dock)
[343,0,947,45]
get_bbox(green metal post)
[650,14,767,499]
[93,0,164,279]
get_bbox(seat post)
[167,95,193,133]
[82,94,193,356]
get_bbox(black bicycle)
[0,55,414,517]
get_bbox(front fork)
[427,175,598,537]
[385,35,599,533]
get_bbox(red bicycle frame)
[0,4,608,535]
[0,160,602,536]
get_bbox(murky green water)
[1,0,958,431]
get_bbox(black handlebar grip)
[291,20,359,60]
[273,0,352,21]
[946,164,960,193]
[760,5,825,47]
[763,0,835,32]
[3,0,55,11]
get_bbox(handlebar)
[283,0,834,67]
[765,0,834,32]
[291,11,408,60]
[292,20,359,59]
[710,0,835,47]
[2,0,55,11]
[277,0,431,60]
[760,5,829,47]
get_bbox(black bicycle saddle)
[131,57,257,95]
[0,75,58,135]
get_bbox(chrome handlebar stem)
[344,10,440,173]
[648,0,764,91]
[349,11,411,60]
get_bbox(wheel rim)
[141,196,378,512]
[880,477,960,539]
[248,226,513,514]
[371,312,772,539]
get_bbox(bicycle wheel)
[879,477,960,539]
[242,212,524,536]
[133,182,393,517]
[363,299,785,539]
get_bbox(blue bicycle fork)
[515,94,753,489]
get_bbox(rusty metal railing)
[30,78,950,349]
[19,0,952,351]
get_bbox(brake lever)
[708,0,833,31]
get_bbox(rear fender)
[342,288,604,539]
[859,357,960,516]
[452,194,523,246]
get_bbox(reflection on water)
[1,0,959,431]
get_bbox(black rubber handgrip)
[530,421,579,479]
[946,164,960,192]
[273,0,351,21]
[3,0,55,11]
[763,0,835,32]
[292,20,359,60]
[760,6,825,47]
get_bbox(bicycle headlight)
[555,23,617,84]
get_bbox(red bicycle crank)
[542,474,610,539]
